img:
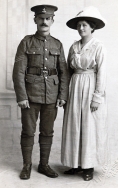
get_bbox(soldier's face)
[34,16,54,33]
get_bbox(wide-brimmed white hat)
[66,6,106,30]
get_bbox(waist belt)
[27,67,58,76]
[74,69,95,74]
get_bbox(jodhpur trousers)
[20,102,57,147]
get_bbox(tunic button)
[33,52,35,54]
[45,49,47,51]
[45,39,47,42]
[45,58,47,60]
[44,67,47,69]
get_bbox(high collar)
[34,31,51,41]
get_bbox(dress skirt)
[61,71,107,169]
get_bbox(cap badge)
[42,8,46,13]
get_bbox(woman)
[61,6,107,181]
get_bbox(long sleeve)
[67,46,75,82]
[92,44,107,103]
[12,39,28,102]
[58,43,69,101]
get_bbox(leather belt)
[26,67,58,76]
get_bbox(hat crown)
[76,6,106,24]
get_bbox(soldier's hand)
[56,99,66,107]
[18,100,30,109]
[90,101,100,112]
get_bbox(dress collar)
[79,37,94,50]
[73,38,94,54]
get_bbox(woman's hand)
[90,101,100,112]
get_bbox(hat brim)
[66,16,105,30]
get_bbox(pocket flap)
[26,48,42,55]
[53,77,59,85]
[50,49,60,55]
[25,74,34,83]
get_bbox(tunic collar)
[34,31,51,41]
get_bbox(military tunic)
[13,31,68,104]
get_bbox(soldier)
[13,4,68,180]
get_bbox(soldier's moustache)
[41,24,48,27]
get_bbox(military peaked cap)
[31,4,58,18]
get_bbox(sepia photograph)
[0,0,118,187]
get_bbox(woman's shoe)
[64,166,83,175]
[83,168,94,181]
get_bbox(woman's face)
[77,20,93,37]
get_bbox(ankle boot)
[20,164,32,179]
[38,144,58,178]
[20,146,33,179]
[38,164,58,178]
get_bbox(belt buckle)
[43,69,49,77]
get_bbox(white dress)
[61,38,107,169]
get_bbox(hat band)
[35,13,55,17]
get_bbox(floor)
[0,108,118,188]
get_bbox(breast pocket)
[26,48,43,66]
[49,49,60,56]
[49,49,60,67]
